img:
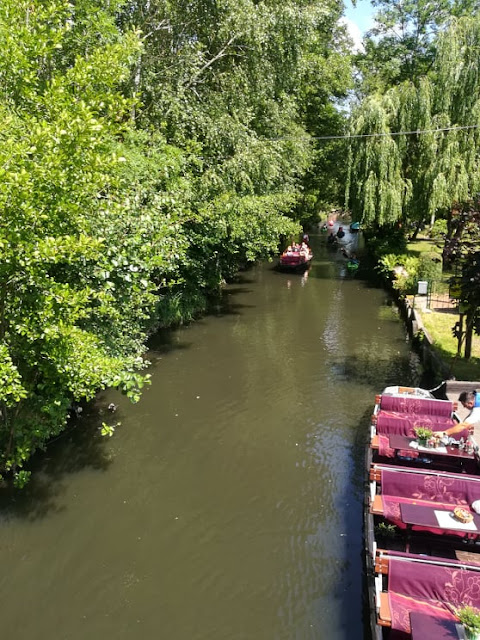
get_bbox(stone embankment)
[397,295,450,379]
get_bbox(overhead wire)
[268,123,480,142]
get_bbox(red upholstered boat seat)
[380,395,453,417]
[376,411,455,437]
[384,557,480,636]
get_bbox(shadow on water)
[349,406,380,639]
[0,401,113,522]
[147,279,256,355]
[329,351,422,388]
[0,271,261,523]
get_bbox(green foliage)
[374,522,398,538]
[13,470,31,489]
[348,14,480,251]
[418,252,443,282]
[456,605,480,634]
[100,422,120,438]
[0,0,354,483]
[366,227,408,256]
[355,0,480,93]
[430,219,448,241]
[0,0,152,479]
[377,254,420,293]
[119,0,352,233]
[414,426,434,441]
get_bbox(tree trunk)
[457,313,464,356]
[409,218,423,241]
[464,308,475,360]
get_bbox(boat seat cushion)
[386,558,480,635]
[380,395,453,417]
[376,411,454,437]
[380,468,480,505]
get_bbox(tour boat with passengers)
[278,242,313,271]
[364,385,480,640]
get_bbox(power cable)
[268,123,480,142]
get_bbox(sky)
[342,0,375,51]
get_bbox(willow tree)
[345,95,406,227]
[355,0,480,94]
[347,16,480,234]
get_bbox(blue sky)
[343,0,375,50]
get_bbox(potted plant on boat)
[414,426,434,447]
[456,605,480,639]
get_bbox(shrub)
[418,251,443,283]
[430,219,448,242]
[377,254,420,293]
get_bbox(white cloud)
[340,17,365,53]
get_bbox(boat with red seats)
[364,384,480,640]
[277,242,313,271]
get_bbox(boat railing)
[375,549,480,573]
[370,462,480,481]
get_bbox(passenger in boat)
[442,394,478,435]
[336,226,345,239]
[443,422,475,437]
[458,390,480,427]
[341,246,358,262]
[348,252,359,265]
[302,232,309,244]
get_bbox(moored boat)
[364,385,480,640]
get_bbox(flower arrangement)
[456,605,480,639]
[414,426,434,444]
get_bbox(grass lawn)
[406,237,442,257]
[419,309,480,380]
[403,237,479,380]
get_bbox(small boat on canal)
[350,221,361,233]
[364,385,480,640]
[346,258,360,275]
[277,243,313,271]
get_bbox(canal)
[0,233,421,640]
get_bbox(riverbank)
[369,232,480,382]
[395,292,479,381]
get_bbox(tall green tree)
[356,0,480,93]
[118,0,352,253]
[0,0,186,482]
[347,16,480,235]
[0,0,355,482]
